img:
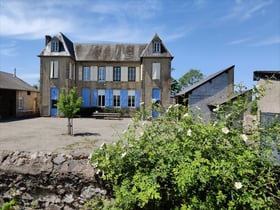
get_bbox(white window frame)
[83,66,90,81]
[113,66,121,81]
[128,90,135,107]
[98,67,106,81]
[98,89,106,107]
[153,41,161,53]
[113,90,120,107]
[51,41,59,52]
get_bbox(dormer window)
[153,41,161,53]
[51,41,59,52]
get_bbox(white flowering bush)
[88,88,280,209]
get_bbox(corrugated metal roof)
[176,65,235,96]
[0,71,38,92]
[74,43,147,61]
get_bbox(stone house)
[175,65,235,120]
[253,71,280,163]
[0,70,39,119]
[253,71,280,121]
[39,32,173,116]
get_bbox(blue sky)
[0,0,279,88]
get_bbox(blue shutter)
[82,88,90,107]
[152,88,161,118]
[50,87,59,116]
[135,90,140,108]
[105,89,113,107]
[93,89,98,107]
[121,90,128,108]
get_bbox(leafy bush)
[89,88,280,209]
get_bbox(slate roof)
[0,71,38,92]
[253,71,280,81]
[39,32,75,58]
[140,33,173,58]
[176,65,235,96]
[74,43,147,61]
[40,32,173,61]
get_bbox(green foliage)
[178,69,204,89]
[171,77,181,95]
[57,87,83,118]
[57,87,82,135]
[89,85,280,209]
[1,199,17,210]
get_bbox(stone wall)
[0,151,106,209]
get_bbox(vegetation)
[57,87,83,135]
[88,85,280,209]
[178,69,204,89]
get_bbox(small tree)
[57,87,82,135]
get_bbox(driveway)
[0,117,132,155]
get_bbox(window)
[50,61,59,78]
[113,90,120,107]
[152,63,160,80]
[128,67,136,81]
[113,66,121,81]
[18,97,23,109]
[153,41,161,53]
[98,67,105,81]
[128,95,135,107]
[83,66,90,81]
[51,41,59,52]
[128,90,135,107]
[98,90,106,107]
[27,91,31,95]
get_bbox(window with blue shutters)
[98,89,105,107]
[113,90,121,107]
[113,66,121,81]
[120,90,128,108]
[128,90,136,108]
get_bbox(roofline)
[176,65,235,96]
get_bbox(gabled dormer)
[51,37,60,52]
[140,33,173,59]
[39,32,75,59]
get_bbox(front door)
[50,87,59,116]
[152,88,161,118]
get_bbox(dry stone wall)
[0,150,106,209]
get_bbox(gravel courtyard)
[0,117,132,155]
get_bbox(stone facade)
[0,151,105,209]
[39,33,173,116]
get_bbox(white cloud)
[0,42,18,56]
[223,0,273,21]
[252,36,280,46]
[226,37,252,46]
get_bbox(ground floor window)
[98,89,106,107]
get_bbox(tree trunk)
[67,118,73,135]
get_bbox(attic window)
[51,41,59,52]
[153,41,161,53]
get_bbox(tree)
[178,69,204,89]
[56,87,83,135]
[171,77,181,96]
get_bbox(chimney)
[45,35,52,46]
[13,68,16,77]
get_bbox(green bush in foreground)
[89,88,280,209]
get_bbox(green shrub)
[89,87,280,209]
